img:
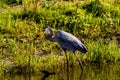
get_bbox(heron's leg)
[62,49,69,80]
[73,52,83,72]
[62,48,69,66]
[62,49,68,64]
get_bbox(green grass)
[0,0,120,75]
[86,39,120,63]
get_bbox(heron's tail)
[78,44,88,53]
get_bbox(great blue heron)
[44,26,88,72]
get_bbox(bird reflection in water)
[41,70,55,80]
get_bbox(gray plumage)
[44,26,88,53]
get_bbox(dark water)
[1,62,120,80]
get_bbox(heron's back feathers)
[55,30,88,53]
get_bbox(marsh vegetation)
[0,0,120,79]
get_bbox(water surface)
[1,62,120,80]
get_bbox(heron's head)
[44,26,53,38]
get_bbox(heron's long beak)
[36,31,44,39]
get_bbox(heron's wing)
[72,40,88,53]
[56,30,88,53]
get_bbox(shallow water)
[1,62,120,80]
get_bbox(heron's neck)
[47,36,56,42]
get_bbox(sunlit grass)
[0,0,120,75]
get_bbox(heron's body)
[44,26,88,72]
[55,30,87,53]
